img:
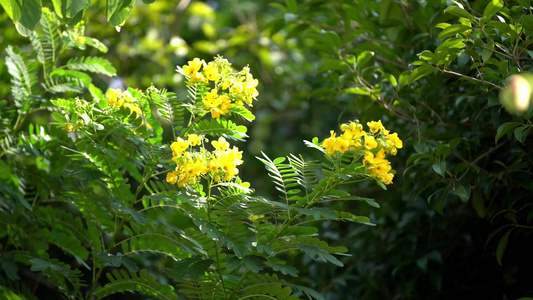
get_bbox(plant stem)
[206,180,229,298]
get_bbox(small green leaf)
[418,50,434,61]
[495,122,521,143]
[483,0,503,20]
[432,161,446,177]
[514,125,530,144]
[472,190,486,218]
[243,255,265,273]
[107,0,134,26]
[444,6,475,20]
[409,65,435,83]
[226,256,240,270]
[452,183,470,203]
[496,229,513,265]
[356,51,374,69]
[438,24,471,40]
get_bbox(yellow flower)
[212,136,230,151]
[333,136,350,154]
[380,173,394,185]
[187,134,203,146]
[75,36,86,44]
[386,133,403,155]
[170,137,189,158]
[364,135,378,149]
[322,131,337,156]
[106,88,124,107]
[230,81,243,95]
[182,58,204,76]
[166,171,179,184]
[203,62,221,81]
[123,103,143,117]
[189,71,207,85]
[202,90,218,109]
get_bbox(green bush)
[0,6,401,299]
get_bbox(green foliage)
[0,6,392,300]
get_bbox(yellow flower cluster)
[179,56,259,119]
[321,120,403,185]
[106,88,143,117]
[166,135,243,187]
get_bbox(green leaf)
[444,6,475,20]
[299,245,343,267]
[472,190,486,218]
[285,0,297,13]
[483,0,503,20]
[451,183,470,203]
[0,256,20,280]
[18,0,42,32]
[356,51,374,69]
[85,36,109,53]
[495,122,521,143]
[268,260,298,277]
[66,56,117,76]
[438,24,471,40]
[496,229,512,265]
[409,65,435,83]
[432,161,446,177]
[243,255,265,273]
[95,269,177,300]
[418,50,434,61]
[0,0,21,22]
[226,256,240,270]
[107,0,135,26]
[52,0,88,18]
[514,125,530,144]
[194,118,248,141]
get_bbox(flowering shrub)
[0,10,402,300]
[321,120,403,185]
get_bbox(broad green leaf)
[472,190,486,218]
[0,0,22,22]
[495,122,521,143]
[356,51,374,69]
[107,0,134,26]
[513,125,529,144]
[52,0,88,18]
[431,161,446,177]
[444,6,475,20]
[22,0,41,27]
[483,0,503,20]
[496,229,512,265]
[451,183,470,203]
[409,65,435,83]
[418,50,434,61]
[438,24,470,40]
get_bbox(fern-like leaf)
[194,118,248,141]
[148,87,185,137]
[94,269,177,300]
[65,56,117,76]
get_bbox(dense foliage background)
[2,0,533,299]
